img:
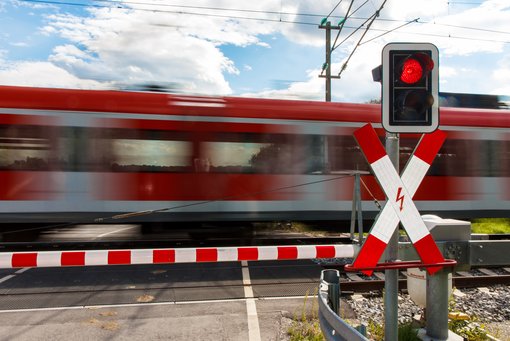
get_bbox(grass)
[287,291,423,341]
[287,289,325,341]
[471,218,510,234]
[258,218,510,236]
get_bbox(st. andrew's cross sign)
[351,124,446,275]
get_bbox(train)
[0,85,508,236]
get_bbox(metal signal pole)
[385,132,400,340]
[319,21,341,102]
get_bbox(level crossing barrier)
[0,244,356,269]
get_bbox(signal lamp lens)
[396,90,435,118]
[400,58,423,84]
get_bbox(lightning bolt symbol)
[396,187,405,211]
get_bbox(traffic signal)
[381,43,439,133]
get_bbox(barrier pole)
[384,131,399,340]
[426,268,451,339]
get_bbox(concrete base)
[417,329,464,341]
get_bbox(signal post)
[383,42,440,340]
[351,43,459,340]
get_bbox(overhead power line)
[337,0,388,78]
[17,0,510,44]
[360,17,419,45]
[90,0,510,35]
[331,0,366,52]
[324,0,343,21]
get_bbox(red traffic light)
[400,58,423,84]
[381,42,439,133]
[398,53,435,84]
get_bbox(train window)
[54,127,89,171]
[327,135,370,173]
[401,136,494,177]
[112,139,191,171]
[495,139,510,177]
[480,139,500,177]
[202,141,271,173]
[0,125,54,171]
[417,138,486,177]
[201,133,320,174]
[90,128,192,172]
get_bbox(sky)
[0,0,509,103]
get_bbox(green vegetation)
[367,321,421,341]
[449,316,489,341]
[287,289,324,341]
[397,323,421,341]
[367,320,384,340]
[287,292,421,341]
[449,289,491,340]
[288,319,324,341]
[471,218,510,234]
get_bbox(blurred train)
[0,85,508,234]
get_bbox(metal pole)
[355,173,364,243]
[350,173,357,241]
[325,21,332,102]
[384,132,399,340]
[426,269,450,339]
[319,21,340,102]
[350,172,362,242]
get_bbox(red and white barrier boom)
[351,123,446,275]
[0,245,354,269]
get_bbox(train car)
[0,85,508,234]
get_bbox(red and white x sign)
[351,124,446,276]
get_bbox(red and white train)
[0,85,508,231]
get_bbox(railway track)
[325,265,510,293]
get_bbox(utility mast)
[318,20,341,102]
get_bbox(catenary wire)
[18,0,510,43]
[90,0,510,35]
[360,17,419,45]
[324,0,343,21]
[337,0,387,78]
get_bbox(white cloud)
[439,66,458,78]
[492,55,510,95]
[372,0,509,56]
[242,72,324,101]
[246,0,510,101]
[3,0,510,101]
[0,61,108,89]
[0,49,8,61]
[38,7,246,94]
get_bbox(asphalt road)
[0,256,331,340]
[0,223,353,340]
[0,261,321,341]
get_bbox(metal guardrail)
[318,269,369,341]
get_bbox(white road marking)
[0,295,311,314]
[0,267,30,284]
[95,225,137,239]
[241,260,261,341]
[0,275,16,284]
[15,268,30,274]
